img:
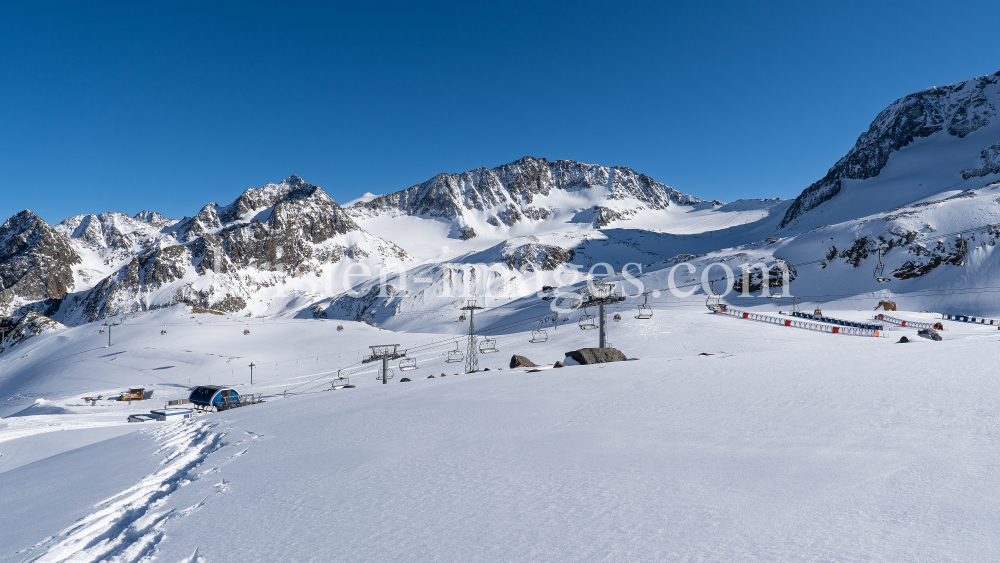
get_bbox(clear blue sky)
[2,0,999,224]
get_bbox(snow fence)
[717,308,884,337]
[874,314,938,330]
[942,314,1000,326]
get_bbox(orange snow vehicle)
[118,387,146,402]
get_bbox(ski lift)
[767,284,784,299]
[446,342,464,363]
[376,367,395,380]
[160,329,167,335]
[459,312,467,322]
[579,307,597,329]
[635,295,653,320]
[791,296,802,313]
[530,320,549,342]
[874,245,891,283]
[99,327,105,335]
[336,324,344,332]
[243,328,250,335]
[705,280,722,312]
[479,330,498,353]
[399,353,418,371]
[613,312,622,322]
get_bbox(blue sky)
[2,0,999,224]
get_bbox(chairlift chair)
[613,312,622,322]
[479,330,499,353]
[99,328,105,335]
[446,342,464,363]
[635,295,653,320]
[399,354,418,371]
[160,329,167,335]
[530,320,549,342]
[243,328,250,335]
[459,313,467,322]
[579,307,598,329]
[705,280,722,312]
[376,368,395,380]
[336,324,344,332]
[874,246,891,283]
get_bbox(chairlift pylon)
[446,342,464,363]
[479,330,498,353]
[579,306,598,329]
[530,320,549,342]
[635,295,653,320]
[874,245,891,283]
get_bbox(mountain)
[349,156,709,231]
[0,210,81,317]
[4,71,1000,326]
[58,176,411,324]
[779,71,1000,231]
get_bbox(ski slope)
[3,304,1000,561]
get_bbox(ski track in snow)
[19,420,224,563]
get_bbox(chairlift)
[874,245,891,283]
[579,307,598,329]
[399,353,418,371]
[99,328,105,335]
[530,320,549,342]
[446,342,464,363]
[705,280,722,312]
[635,295,653,320]
[479,330,498,353]
[160,329,167,335]
[336,324,344,332]
[767,284,784,300]
[243,328,250,335]
[459,313,467,322]
[376,368,395,380]
[613,312,622,322]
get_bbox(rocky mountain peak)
[348,157,703,229]
[780,71,1000,229]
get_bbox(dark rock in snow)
[510,355,538,368]
[400,377,411,382]
[898,336,909,343]
[553,361,565,368]
[564,348,627,365]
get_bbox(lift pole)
[461,300,484,373]
[364,344,402,384]
[580,282,624,349]
[102,321,118,347]
[249,362,256,385]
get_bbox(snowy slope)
[4,305,1000,561]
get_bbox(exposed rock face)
[0,211,81,315]
[0,311,65,351]
[963,141,1000,179]
[564,348,627,365]
[780,71,1000,228]
[459,227,478,240]
[349,156,702,229]
[510,355,537,368]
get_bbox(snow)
[3,304,1000,561]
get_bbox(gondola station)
[189,385,264,411]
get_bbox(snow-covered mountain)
[779,71,1000,231]
[3,71,1000,329]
